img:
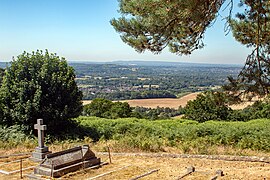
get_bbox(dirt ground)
[0,153,269,180]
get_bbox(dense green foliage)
[184,91,270,122]
[230,1,270,48]
[83,98,132,119]
[225,0,270,97]
[0,125,35,149]
[0,50,83,134]
[111,0,223,55]
[132,106,183,120]
[0,68,4,85]
[83,98,182,120]
[72,62,240,100]
[184,91,232,122]
[77,117,270,152]
[0,68,4,121]
[241,98,270,120]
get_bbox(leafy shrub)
[184,91,232,122]
[83,98,132,119]
[0,125,35,148]
[132,106,183,120]
[0,50,83,135]
[243,99,270,119]
[83,98,113,118]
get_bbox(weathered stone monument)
[28,118,101,178]
[33,145,101,177]
[31,119,51,162]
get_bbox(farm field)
[83,92,255,110]
[82,92,199,108]
[121,92,200,109]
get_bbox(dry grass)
[1,142,270,180]
[61,154,270,180]
[82,92,200,108]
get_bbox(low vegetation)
[83,98,183,120]
[75,117,270,154]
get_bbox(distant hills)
[0,62,8,68]
[69,60,242,68]
[0,60,242,69]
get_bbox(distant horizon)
[0,1,250,65]
[0,59,243,66]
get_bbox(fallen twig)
[176,166,195,180]
[130,169,159,180]
[87,165,131,180]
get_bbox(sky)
[0,0,250,64]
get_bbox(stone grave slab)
[33,145,100,177]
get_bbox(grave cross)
[34,119,47,148]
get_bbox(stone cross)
[31,119,51,162]
[34,119,47,148]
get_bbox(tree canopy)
[0,50,83,134]
[111,0,226,55]
[0,68,4,85]
[226,0,270,97]
[184,91,232,122]
[83,98,132,119]
[111,0,223,54]
[111,0,270,97]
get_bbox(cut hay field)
[82,92,255,110]
[82,92,200,109]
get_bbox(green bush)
[0,125,36,148]
[184,91,232,122]
[243,99,270,119]
[83,99,132,119]
[0,50,82,135]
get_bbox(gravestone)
[33,145,101,177]
[31,119,51,162]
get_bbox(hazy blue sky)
[0,0,250,64]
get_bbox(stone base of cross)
[31,119,51,162]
